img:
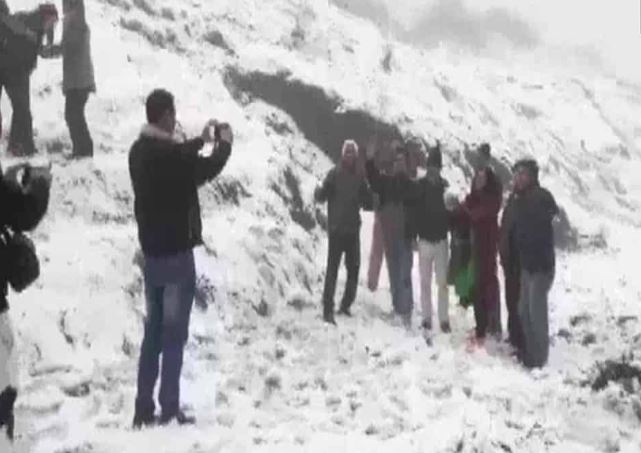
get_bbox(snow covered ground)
[1,0,641,451]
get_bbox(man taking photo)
[129,88,233,428]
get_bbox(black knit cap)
[426,147,443,169]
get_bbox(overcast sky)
[337,0,641,83]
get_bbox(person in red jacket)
[459,167,502,348]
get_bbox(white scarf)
[139,123,186,144]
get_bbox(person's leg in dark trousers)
[65,89,93,157]
[158,278,195,420]
[504,262,523,351]
[134,285,164,425]
[322,232,344,322]
[339,232,360,314]
[398,239,414,326]
[473,294,488,339]
[4,72,35,156]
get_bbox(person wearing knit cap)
[511,158,558,368]
[315,139,374,324]
[403,144,451,333]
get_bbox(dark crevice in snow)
[223,68,403,163]
[269,166,316,232]
[204,29,235,55]
[590,356,641,394]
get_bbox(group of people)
[0,0,95,158]
[315,137,558,370]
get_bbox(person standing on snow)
[499,165,524,355]
[511,159,558,368]
[314,139,373,325]
[129,89,233,428]
[0,3,59,156]
[401,145,451,333]
[366,139,415,328]
[44,0,96,158]
[456,166,502,348]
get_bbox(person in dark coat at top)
[456,166,502,348]
[0,3,59,155]
[401,145,451,333]
[129,89,233,428]
[314,139,373,324]
[512,159,558,368]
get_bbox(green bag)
[454,255,476,309]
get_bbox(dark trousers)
[473,295,487,339]
[519,270,554,368]
[135,251,196,418]
[322,230,360,315]
[503,263,523,350]
[0,386,16,441]
[4,71,35,156]
[65,89,93,157]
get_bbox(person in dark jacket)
[402,146,451,333]
[0,161,51,443]
[58,0,95,158]
[0,3,58,156]
[129,89,233,428]
[499,169,523,353]
[314,139,373,324]
[458,167,502,347]
[512,159,558,368]
[366,139,414,328]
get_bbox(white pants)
[418,239,450,324]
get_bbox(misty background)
[331,0,641,83]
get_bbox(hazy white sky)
[378,0,641,82]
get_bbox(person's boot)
[323,311,336,325]
[132,399,156,430]
[421,318,432,331]
[440,321,451,333]
[337,302,351,317]
[160,410,196,426]
[0,387,17,441]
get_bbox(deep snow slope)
[1,0,641,452]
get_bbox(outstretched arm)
[314,169,335,203]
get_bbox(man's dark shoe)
[132,410,156,430]
[440,321,451,333]
[160,410,196,426]
[337,306,351,317]
[421,319,432,330]
[323,311,336,325]
[0,386,17,441]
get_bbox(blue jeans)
[135,250,196,417]
[385,237,414,316]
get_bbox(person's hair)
[475,167,501,196]
[513,158,539,182]
[145,89,175,125]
